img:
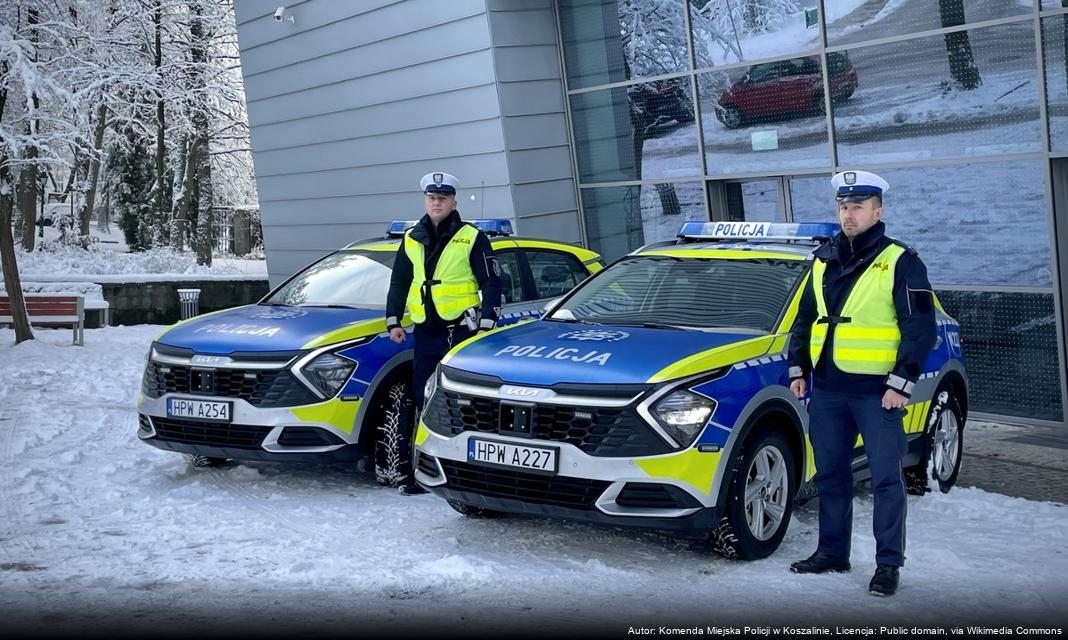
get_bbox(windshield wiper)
[299,303,362,309]
[545,316,601,325]
[612,321,704,332]
[260,301,296,307]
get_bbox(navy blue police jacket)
[386,210,503,332]
[788,221,937,397]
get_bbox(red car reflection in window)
[715,52,858,129]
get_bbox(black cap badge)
[844,172,856,185]
[433,172,443,184]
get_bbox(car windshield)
[263,249,396,309]
[550,255,806,333]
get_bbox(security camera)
[273,6,287,22]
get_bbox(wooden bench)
[0,293,85,345]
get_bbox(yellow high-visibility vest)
[404,224,480,323]
[810,243,905,375]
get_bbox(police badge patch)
[433,172,443,184]
[845,172,856,185]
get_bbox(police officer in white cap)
[383,171,502,493]
[787,170,936,596]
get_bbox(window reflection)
[688,0,820,66]
[581,181,706,260]
[1043,15,1068,150]
[559,0,690,90]
[826,0,1031,46]
[571,83,701,183]
[834,23,1041,165]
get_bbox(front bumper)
[137,393,362,463]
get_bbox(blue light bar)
[678,221,840,242]
[469,219,514,237]
[386,220,419,238]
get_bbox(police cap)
[420,171,458,196]
[831,170,889,203]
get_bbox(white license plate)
[166,398,233,423]
[467,438,558,475]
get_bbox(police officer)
[384,172,502,492]
[787,170,936,597]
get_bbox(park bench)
[0,293,85,345]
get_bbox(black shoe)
[398,483,427,496]
[869,564,900,596]
[790,551,851,574]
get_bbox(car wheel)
[711,429,796,560]
[674,106,696,123]
[832,89,854,104]
[812,94,827,115]
[905,389,964,494]
[721,105,744,129]
[447,499,502,519]
[373,378,416,488]
[189,454,227,468]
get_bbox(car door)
[523,248,595,313]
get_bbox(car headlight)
[424,364,440,403]
[653,390,716,446]
[301,352,357,398]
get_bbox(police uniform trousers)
[412,321,474,411]
[809,387,909,567]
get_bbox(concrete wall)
[102,281,271,326]
[234,0,582,287]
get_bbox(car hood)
[444,320,768,386]
[156,304,384,354]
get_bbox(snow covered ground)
[1,326,1065,634]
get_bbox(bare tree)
[939,0,982,90]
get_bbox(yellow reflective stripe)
[587,262,604,273]
[344,242,398,251]
[834,348,898,363]
[648,335,774,383]
[439,318,535,365]
[770,333,789,353]
[415,421,430,447]
[837,326,901,341]
[302,316,406,349]
[635,447,721,495]
[434,282,479,295]
[775,272,810,334]
[638,249,805,261]
[511,239,599,262]
[290,397,361,435]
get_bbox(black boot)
[868,564,900,596]
[398,482,427,496]
[790,551,851,574]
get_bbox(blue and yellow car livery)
[413,221,967,559]
[136,220,603,481]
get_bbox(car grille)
[149,417,274,449]
[423,390,672,457]
[142,363,319,408]
[614,482,702,509]
[439,459,610,508]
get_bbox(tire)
[447,499,502,519]
[832,89,853,104]
[905,390,964,494]
[711,429,797,560]
[189,455,227,468]
[373,378,417,488]
[812,94,826,115]
[721,105,744,129]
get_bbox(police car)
[136,219,603,487]
[413,221,967,560]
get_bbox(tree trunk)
[17,144,38,251]
[939,0,982,90]
[194,142,213,266]
[78,103,108,236]
[0,159,34,344]
[154,0,166,246]
[171,138,197,250]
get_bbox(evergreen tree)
[109,126,155,251]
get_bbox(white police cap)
[831,170,889,202]
[420,171,458,196]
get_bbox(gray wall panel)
[514,211,582,243]
[506,147,576,184]
[511,180,578,216]
[492,45,560,82]
[502,114,569,150]
[248,85,500,152]
[254,119,506,176]
[243,14,492,96]
[245,49,496,125]
[241,0,483,74]
[496,79,567,116]
[487,9,557,45]
[239,1,407,50]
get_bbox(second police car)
[414,221,967,560]
[136,220,603,488]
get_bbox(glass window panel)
[698,55,833,175]
[528,250,589,299]
[834,23,1041,165]
[826,0,1032,47]
[797,160,1050,287]
[787,174,832,220]
[1043,15,1068,150]
[571,83,701,183]
[582,181,706,261]
[725,179,784,221]
[496,250,524,304]
[1042,1,1064,10]
[688,0,821,67]
[559,0,690,90]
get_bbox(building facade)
[235,0,1068,426]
